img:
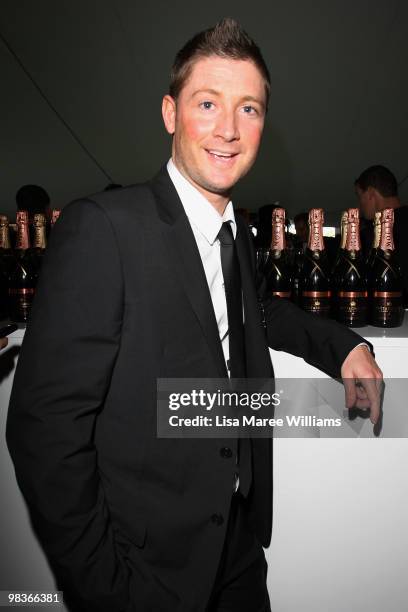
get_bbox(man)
[293,211,309,249]
[15,184,51,220]
[355,164,408,305]
[7,19,382,612]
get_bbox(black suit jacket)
[6,167,364,611]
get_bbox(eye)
[242,105,257,115]
[199,101,214,110]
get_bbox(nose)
[213,108,240,142]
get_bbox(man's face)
[356,186,375,220]
[162,56,267,209]
[295,220,308,244]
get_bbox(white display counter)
[268,317,408,612]
[1,319,407,612]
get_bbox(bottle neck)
[345,216,361,252]
[271,222,286,251]
[0,224,11,249]
[33,224,47,249]
[308,220,325,251]
[16,220,30,250]
[339,214,348,249]
[380,216,395,251]
[372,213,381,249]
[51,209,60,227]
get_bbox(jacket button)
[220,447,233,458]
[211,514,224,526]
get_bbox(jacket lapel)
[149,167,227,378]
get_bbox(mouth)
[205,149,239,165]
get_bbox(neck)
[378,196,400,212]
[172,156,230,216]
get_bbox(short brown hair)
[169,17,271,107]
[355,165,398,198]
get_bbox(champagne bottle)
[8,211,37,324]
[262,208,292,298]
[51,209,61,228]
[369,208,404,327]
[299,208,331,316]
[366,211,381,269]
[0,215,13,319]
[332,208,367,327]
[29,213,47,273]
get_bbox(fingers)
[343,378,356,409]
[364,379,381,424]
[343,377,382,423]
[341,346,383,425]
[355,379,381,424]
[0,337,8,350]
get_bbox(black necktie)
[217,222,246,378]
[217,222,252,496]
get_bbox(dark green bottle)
[369,208,404,327]
[8,211,37,324]
[332,208,367,327]
[299,208,331,317]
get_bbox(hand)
[341,345,383,424]
[0,337,8,350]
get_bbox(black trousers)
[206,493,271,612]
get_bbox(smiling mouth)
[205,150,239,162]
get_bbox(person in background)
[15,184,51,221]
[355,164,408,305]
[293,211,309,250]
[255,203,283,248]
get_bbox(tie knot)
[217,222,234,246]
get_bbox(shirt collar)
[167,158,236,244]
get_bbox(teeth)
[208,151,234,158]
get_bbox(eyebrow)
[191,89,265,110]
[191,88,220,98]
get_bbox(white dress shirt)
[167,158,369,374]
[167,158,236,372]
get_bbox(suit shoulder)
[59,182,157,231]
[86,182,155,214]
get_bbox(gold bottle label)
[308,208,325,251]
[338,291,368,298]
[33,213,47,249]
[373,291,402,298]
[15,211,30,250]
[339,211,348,249]
[380,209,395,251]
[271,208,286,251]
[0,215,11,249]
[372,212,381,249]
[345,208,361,251]
[51,209,60,227]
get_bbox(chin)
[207,172,243,192]
[204,180,235,195]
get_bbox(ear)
[367,186,377,200]
[162,95,176,135]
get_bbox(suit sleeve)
[263,295,371,379]
[6,199,129,612]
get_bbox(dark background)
[1,0,407,224]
